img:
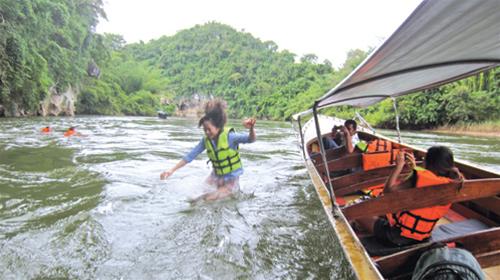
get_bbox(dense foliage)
[347,68,500,129]
[0,0,105,113]
[114,23,336,119]
[0,2,498,129]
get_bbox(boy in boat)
[160,100,256,201]
[356,146,463,246]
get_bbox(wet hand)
[160,170,173,180]
[243,118,256,129]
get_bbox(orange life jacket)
[387,168,453,241]
[362,152,392,170]
[361,148,401,171]
[41,127,51,133]
[363,183,385,197]
[64,130,76,137]
[366,139,392,153]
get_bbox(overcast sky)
[96,0,422,67]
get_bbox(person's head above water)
[198,100,227,140]
[425,146,460,179]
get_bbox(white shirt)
[351,133,360,147]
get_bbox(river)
[0,116,498,279]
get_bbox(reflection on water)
[0,116,352,279]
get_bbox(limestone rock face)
[0,85,78,117]
[2,103,22,117]
[39,85,78,116]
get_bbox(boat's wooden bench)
[342,178,500,221]
[315,152,362,172]
[330,165,416,196]
[342,178,500,278]
[314,149,423,176]
[314,154,425,196]
[310,146,347,163]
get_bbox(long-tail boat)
[293,0,500,279]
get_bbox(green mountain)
[88,22,336,119]
[0,1,498,129]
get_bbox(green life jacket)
[355,140,368,152]
[205,127,242,176]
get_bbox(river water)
[0,116,498,279]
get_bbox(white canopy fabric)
[317,0,500,108]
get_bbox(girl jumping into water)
[160,100,256,201]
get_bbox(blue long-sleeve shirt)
[182,131,255,180]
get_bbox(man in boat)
[355,146,464,246]
[341,119,361,153]
[160,99,256,202]
[322,119,361,152]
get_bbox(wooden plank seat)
[315,153,363,173]
[310,146,347,163]
[330,165,417,196]
[342,178,500,221]
[334,163,428,196]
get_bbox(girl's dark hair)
[198,100,227,129]
[425,146,460,179]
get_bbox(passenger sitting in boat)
[340,119,361,154]
[322,125,343,149]
[356,146,463,247]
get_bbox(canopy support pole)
[355,111,376,134]
[391,97,402,143]
[296,115,306,159]
[312,102,337,214]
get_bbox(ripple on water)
[0,144,75,172]
[1,117,496,279]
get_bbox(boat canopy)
[316,0,500,109]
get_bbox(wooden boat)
[293,1,500,279]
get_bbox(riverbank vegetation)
[0,1,498,131]
[431,120,500,137]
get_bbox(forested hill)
[0,0,106,116]
[0,1,498,129]
[96,22,340,119]
[82,22,499,128]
